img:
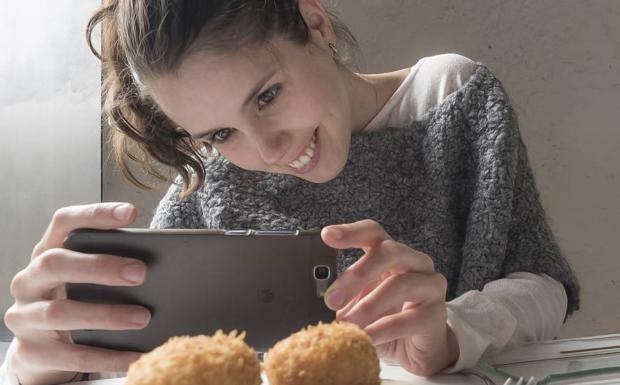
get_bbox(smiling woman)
[0,0,590,384]
[87,0,361,193]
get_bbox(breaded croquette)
[125,330,261,385]
[263,321,381,385]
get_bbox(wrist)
[444,324,460,368]
[414,325,461,376]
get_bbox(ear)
[297,0,336,45]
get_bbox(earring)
[328,42,338,58]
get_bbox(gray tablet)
[64,228,337,353]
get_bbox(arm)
[442,272,567,373]
[455,64,579,314]
[0,340,84,385]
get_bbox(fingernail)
[121,263,145,283]
[328,228,342,240]
[112,204,132,221]
[326,288,345,309]
[131,310,150,325]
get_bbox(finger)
[33,202,137,258]
[340,272,447,329]
[321,219,391,251]
[7,300,150,336]
[324,240,435,310]
[336,270,396,319]
[12,249,147,302]
[335,275,384,320]
[13,339,143,374]
[365,303,447,346]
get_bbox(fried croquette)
[263,321,381,385]
[125,330,261,385]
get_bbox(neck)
[341,66,410,133]
[341,68,380,133]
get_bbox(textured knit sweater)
[150,63,580,314]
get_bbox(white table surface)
[3,336,620,384]
[66,365,489,385]
[1,340,488,385]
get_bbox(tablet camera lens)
[314,265,330,280]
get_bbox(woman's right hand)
[3,203,151,385]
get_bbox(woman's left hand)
[321,219,459,376]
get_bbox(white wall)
[0,1,102,313]
[102,0,620,338]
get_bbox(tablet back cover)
[65,229,337,352]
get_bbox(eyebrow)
[192,68,279,140]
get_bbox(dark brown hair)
[86,0,359,197]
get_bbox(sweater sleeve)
[455,65,579,315]
[441,272,567,373]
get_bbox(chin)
[300,173,335,184]
[301,158,348,184]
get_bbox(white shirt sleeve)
[0,339,21,385]
[441,272,568,373]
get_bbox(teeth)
[288,134,317,169]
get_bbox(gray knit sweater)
[151,64,580,315]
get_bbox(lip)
[288,127,320,174]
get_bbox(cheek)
[218,140,265,170]
[281,85,331,127]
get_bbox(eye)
[201,84,280,145]
[206,128,235,144]
[257,84,281,110]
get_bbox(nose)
[248,125,289,165]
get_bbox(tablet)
[63,228,338,353]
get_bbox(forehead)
[148,40,287,129]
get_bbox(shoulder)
[414,53,477,89]
[411,53,478,115]
[149,175,205,229]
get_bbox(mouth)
[287,127,320,174]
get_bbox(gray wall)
[0,1,101,313]
[103,0,620,339]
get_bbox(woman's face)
[149,34,362,183]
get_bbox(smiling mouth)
[288,129,318,170]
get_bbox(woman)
[1,0,579,384]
